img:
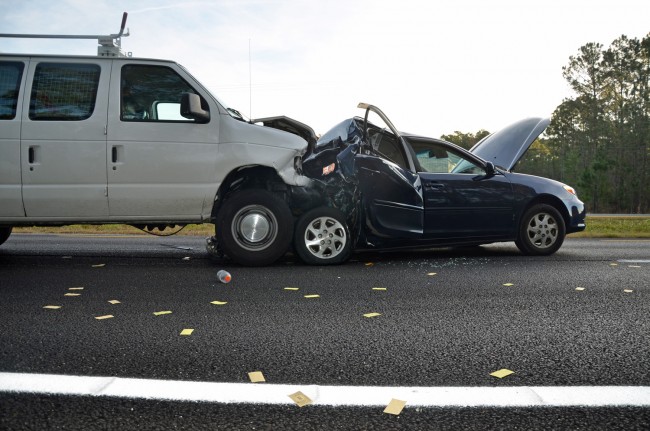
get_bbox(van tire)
[0,227,12,246]
[216,190,293,266]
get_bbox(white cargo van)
[0,16,317,266]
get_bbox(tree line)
[443,33,649,214]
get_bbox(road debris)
[248,371,266,383]
[217,270,232,283]
[490,369,515,379]
[288,391,312,407]
[384,398,407,415]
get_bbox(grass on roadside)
[14,224,214,236]
[568,216,650,238]
[12,217,650,238]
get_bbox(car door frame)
[411,138,515,240]
[353,104,425,239]
[355,104,514,243]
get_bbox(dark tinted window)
[0,61,25,120]
[29,63,100,121]
[121,64,207,122]
[368,128,408,169]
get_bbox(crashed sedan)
[282,103,586,265]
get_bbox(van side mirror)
[180,92,210,123]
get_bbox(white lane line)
[1,373,650,407]
[617,259,650,263]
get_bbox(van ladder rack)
[0,12,130,57]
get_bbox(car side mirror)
[485,161,496,176]
[180,92,210,123]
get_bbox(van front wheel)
[216,190,293,266]
[0,227,12,246]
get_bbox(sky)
[1,0,649,137]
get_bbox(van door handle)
[112,146,118,163]
[28,146,39,170]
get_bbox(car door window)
[121,65,208,122]
[368,127,408,169]
[411,140,483,174]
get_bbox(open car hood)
[253,116,318,147]
[469,117,550,171]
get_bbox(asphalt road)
[0,234,649,430]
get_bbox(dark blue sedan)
[292,103,586,265]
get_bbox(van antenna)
[0,12,131,57]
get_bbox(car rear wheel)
[216,190,293,266]
[0,227,12,246]
[515,204,565,255]
[294,207,351,265]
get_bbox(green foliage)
[517,33,650,213]
[440,129,490,150]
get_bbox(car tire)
[294,207,352,265]
[216,190,293,266]
[515,204,565,256]
[0,226,12,246]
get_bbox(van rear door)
[20,58,110,218]
[0,59,27,218]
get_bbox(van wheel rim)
[304,216,347,259]
[232,205,277,251]
[526,212,558,249]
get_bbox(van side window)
[0,61,25,120]
[29,63,100,121]
[121,65,208,122]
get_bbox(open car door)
[353,104,425,238]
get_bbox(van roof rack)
[0,12,130,57]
